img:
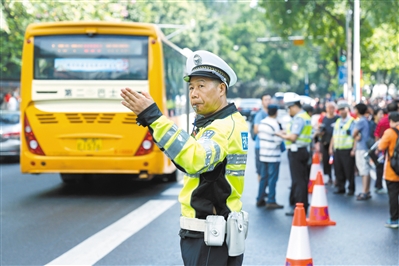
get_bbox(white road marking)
[161,187,182,196]
[45,199,177,266]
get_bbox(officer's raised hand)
[121,88,154,115]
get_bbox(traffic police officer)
[275,93,312,216]
[121,50,248,265]
[329,100,356,195]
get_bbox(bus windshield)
[34,35,148,80]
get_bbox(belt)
[180,217,206,232]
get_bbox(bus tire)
[60,174,84,184]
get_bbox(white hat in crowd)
[183,50,237,88]
[337,100,350,110]
[283,92,302,107]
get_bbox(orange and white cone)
[285,203,313,266]
[308,152,323,193]
[307,172,336,226]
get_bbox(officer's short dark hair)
[354,103,368,115]
[211,78,228,95]
[294,101,302,108]
[389,112,399,123]
[387,102,398,113]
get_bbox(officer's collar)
[340,115,351,122]
[194,103,237,128]
[292,110,305,118]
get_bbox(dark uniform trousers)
[180,237,243,266]
[386,180,399,221]
[333,149,355,192]
[288,147,310,212]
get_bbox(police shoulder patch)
[202,130,215,139]
[241,132,248,151]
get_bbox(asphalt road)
[1,136,398,265]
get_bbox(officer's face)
[189,76,226,116]
[339,108,348,118]
[287,105,296,117]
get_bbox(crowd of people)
[1,88,20,111]
[253,93,399,229]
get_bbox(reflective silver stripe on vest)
[158,124,179,148]
[226,170,246,176]
[227,154,247,165]
[213,141,221,163]
[165,131,190,160]
[186,173,200,178]
[198,138,217,167]
[204,141,222,172]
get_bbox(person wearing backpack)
[377,111,399,228]
[374,102,398,193]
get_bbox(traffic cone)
[308,152,323,193]
[307,172,336,226]
[285,203,313,266]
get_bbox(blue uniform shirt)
[254,109,268,149]
[290,110,306,136]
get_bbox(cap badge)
[193,54,202,66]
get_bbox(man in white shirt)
[6,95,18,111]
[256,104,284,209]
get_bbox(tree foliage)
[259,0,399,95]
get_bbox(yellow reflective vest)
[285,111,312,148]
[149,103,248,219]
[333,117,355,150]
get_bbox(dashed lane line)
[45,199,177,266]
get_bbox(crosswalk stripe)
[45,199,177,266]
[161,187,182,196]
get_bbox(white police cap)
[337,100,350,110]
[283,92,301,107]
[183,50,237,87]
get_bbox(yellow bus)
[20,21,188,183]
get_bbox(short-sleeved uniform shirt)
[290,111,306,141]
